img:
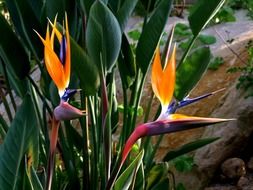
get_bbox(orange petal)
[48,16,62,43]
[35,28,66,95]
[151,48,163,103]
[160,45,176,106]
[151,46,176,107]
[64,13,71,87]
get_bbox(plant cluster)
[228,40,253,98]
[0,0,232,189]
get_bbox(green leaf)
[128,29,141,42]
[25,0,44,22]
[0,14,30,79]
[198,34,216,45]
[118,34,136,88]
[136,0,173,74]
[163,137,219,161]
[150,177,169,190]
[80,0,95,16]
[0,94,38,189]
[71,38,100,95]
[178,0,225,69]
[188,0,225,36]
[146,163,168,190]
[30,167,43,190]
[45,0,67,21]
[174,23,191,39]
[175,47,211,100]
[86,0,122,72]
[114,150,144,190]
[116,0,138,31]
[5,0,43,59]
[4,66,28,98]
[176,183,186,190]
[214,6,236,23]
[208,56,224,70]
[173,155,194,172]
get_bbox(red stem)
[46,116,60,190]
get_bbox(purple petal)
[60,35,67,65]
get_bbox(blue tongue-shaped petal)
[61,89,78,101]
[166,88,226,115]
[60,35,67,65]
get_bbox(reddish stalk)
[46,116,60,190]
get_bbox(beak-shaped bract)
[121,114,234,164]
[54,100,85,121]
[35,14,70,97]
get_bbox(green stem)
[88,96,98,190]
[42,103,50,152]
[80,94,90,190]
[143,93,154,123]
[130,70,145,133]
[120,84,128,148]
[145,134,164,173]
[27,75,52,115]
[126,70,141,138]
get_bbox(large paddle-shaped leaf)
[86,0,121,72]
[71,38,100,95]
[0,14,30,79]
[116,0,139,32]
[175,47,211,100]
[0,94,38,189]
[136,0,173,74]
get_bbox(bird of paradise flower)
[121,45,234,164]
[35,14,84,190]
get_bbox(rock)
[221,158,246,179]
[172,82,253,190]
[247,157,253,170]
[204,185,237,190]
[237,176,250,189]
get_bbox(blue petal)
[61,89,78,101]
[60,35,67,65]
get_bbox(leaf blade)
[175,47,211,100]
[0,94,38,189]
[86,1,122,72]
[136,0,173,74]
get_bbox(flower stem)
[46,116,60,190]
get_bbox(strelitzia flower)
[35,15,70,97]
[35,15,85,190]
[121,46,233,164]
[35,14,84,121]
